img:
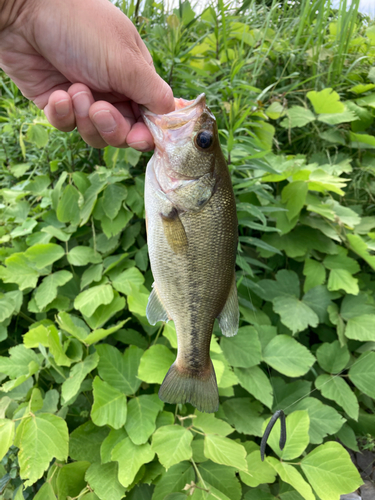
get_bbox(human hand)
[0,0,174,150]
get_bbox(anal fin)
[161,208,188,254]
[146,284,170,325]
[218,274,239,337]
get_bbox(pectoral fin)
[218,275,239,337]
[146,284,170,325]
[161,208,188,254]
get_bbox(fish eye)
[195,130,213,150]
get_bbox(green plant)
[1,1,375,499]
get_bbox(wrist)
[0,0,28,31]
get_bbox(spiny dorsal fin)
[160,208,188,254]
[218,274,239,337]
[146,284,170,325]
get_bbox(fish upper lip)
[140,93,206,119]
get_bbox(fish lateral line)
[260,409,286,462]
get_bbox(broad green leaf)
[69,421,110,463]
[68,246,102,266]
[0,253,39,290]
[302,285,335,323]
[128,287,149,317]
[57,312,89,341]
[101,208,132,238]
[25,243,64,269]
[263,335,315,377]
[96,344,143,395]
[281,181,308,220]
[152,462,195,500]
[112,267,145,295]
[26,124,48,147]
[0,344,41,378]
[24,323,72,366]
[193,410,234,437]
[57,184,80,225]
[0,418,15,461]
[293,397,345,444]
[220,326,262,368]
[100,428,128,464]
[323,248,360,274]
[198,462,242,500]
[81,264,103,290]
[91,376,127,429]
[234,365,273,409]
[272,295,319,334]
[327,269,359,295]
[102,184,128,219]
[84,291,125,330]
[112,437,155,488]
[137,345,175,384]
[84,320,127,345]
[152,425,193,469]
[307,88,345,114]
[349,352,375,398]
[340,293,375,320]
[61,352,99,403]
[222,398,264,437]
[315,374,359,420]
[35,270,72,310]
[74,285,114,316]
[316,340,350,373]
[86,462,125,500]
[15,413,68,487]
[240,451,277,487]
[264,410,309,460]
[301,442,363,500]
[56,461,90,500]
[267,458,315,500]
[255,270,300,301]
[280,106,315,128]
[125,394,163,445]
[336,423,359,452]
[345,314,375,341]
[204,434,247,471]
[303,258,326,292]
[33,483,56,500]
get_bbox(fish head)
[141,94,220,195]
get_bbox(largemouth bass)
[142,94,238,413]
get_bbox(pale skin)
[0,0,175,150]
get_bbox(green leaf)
[57,184,80,225]
[61,352,99,403]
[222,398,264,437]
[336,423,359,452]
[25,243,64,269]
[74,285,114,316]
[91,376,127,429]
[198,462,241,500]
[84,291,125,330]
[315,374,359,420]
[193,411,234,437]
[152,462,195,500]
[111,437,155,488]
[220,326,262,368]
[102,184,128,220]
[15,413,68,487]
[35,271,72,310]
[234,366,273,409]
[69,421,109,463]
[138,345,175,384]
[33,483,56,500]
[282,181,308,220]
[81,264,103,290]
[86,462,125,500]
[264,410,310,460]
[26,124,48,147]
[0,345,41,378]
[293,397,345,444]
[239,451,277,487]
[57,312,89,341]
[280,106,315,128]
[307,88,345,114]
[84,321,127,345]
[100,428,128,463]
[24,324,71,366]
[152,425,193,469]
[0,253,39,290]
[125,394,163,445]
[272,296,319,334]
[349,352,375,399]
[327,269,359,295]
[317,108,358,125]
[263,335,315,377]
[112,267,145,295]
[0,418,15,461]
[101,208,132,238]
[204,434,247,470]
[340,293,375,320]
[323,248,360,274]
[345,314,375,341]
[56,462,90,500]
[303,259,326,292]
[255,270,300,301]
[301,442,363,500]
[267,458,315,500]
[68,246,102,266]
[97,344,143,395]
[318,340,350,375]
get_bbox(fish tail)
[159,361,219,413]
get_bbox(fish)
[141,93,238,413]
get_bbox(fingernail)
[72,91,91,117]
[92,110,116,133]
[55,99,70,117]
[128,141,151,151]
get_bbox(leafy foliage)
[1,0,375,498]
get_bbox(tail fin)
[159,361,219,413]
